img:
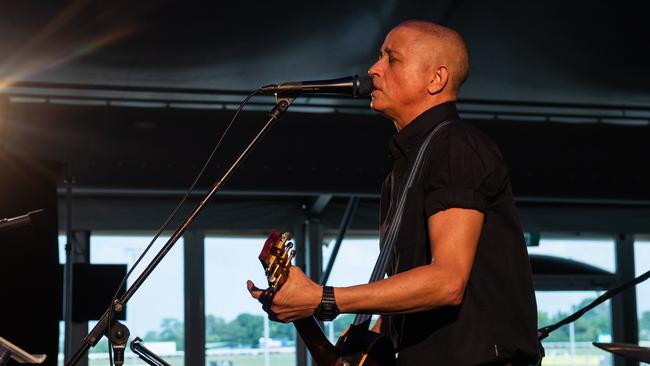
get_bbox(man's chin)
[370,99,385,113]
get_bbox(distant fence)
[61,342,650,366]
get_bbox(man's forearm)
[334,262,465,314]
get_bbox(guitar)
[258,230,396,366]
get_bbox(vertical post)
[63,167,76,365]
[304,217,325,366]
[0,96,7,151]
[66,231,90,366]
[293,222,309,366]
[612,234,639,366]
[306,217,323,284]
[320,196,359,285]
[184,231,205,366]
[263,316,270,366]
[569,322,576,366]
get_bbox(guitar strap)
[353,120,452,326]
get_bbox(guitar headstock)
[259,230,295,297]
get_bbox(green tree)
[640,310,650,340]
[537,310,550,329]
[270,321,295,342]
[537,298,611,342]
[220,313,264,347]
[143,318,184,351]
[206,315,227,343]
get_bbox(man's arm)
[247,207,484,322]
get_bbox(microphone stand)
[65,94,297,366]
[0,209,45,232]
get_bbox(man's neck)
[394,97,456,131]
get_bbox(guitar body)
[294,317,395,366]
[335,322,396,366]
[259,231,396,366]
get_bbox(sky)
[58,235,650,339]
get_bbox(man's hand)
[247,266,322,323]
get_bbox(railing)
[2,80,650,125]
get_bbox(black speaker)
[0,153,61,366]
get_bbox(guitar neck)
[293,317,339,366]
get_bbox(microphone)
[259,75,373,97]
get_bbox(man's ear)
[428,65,449,95]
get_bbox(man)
[248,20,540,365]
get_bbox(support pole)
[67,231,91,366]
[184,231,205,366]
[292,223,309,366]
[320,196,359,285]
[0,96,7,151]
[306,217,323,284]
[63,167,75,364]
[612,234,639,366]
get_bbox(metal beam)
[612,234,639,366]
[286,216,327,366]
[310,194,333,216]
[63,167,76,365]
[0,96,7,150]
[320,196,360,285]
[306,217,324,285]
[532,274,617,291]
[66,231,90,366]
[292,223,309,366]
[184,231,205,366]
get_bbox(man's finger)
[247,280,264,299]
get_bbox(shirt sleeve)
[424,126,501,217]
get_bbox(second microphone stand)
[65,94,297,366]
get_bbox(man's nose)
[368,59,382,77]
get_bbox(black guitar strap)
[352,120,452,326]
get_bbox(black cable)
[104,89,259,365]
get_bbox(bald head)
[394,20,470,96]
[369,20,470,128]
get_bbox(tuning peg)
[268,263,281,282]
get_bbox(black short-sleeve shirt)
[379,102,540,365]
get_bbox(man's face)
[368,26,432,123]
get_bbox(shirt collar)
[389,101,459,158]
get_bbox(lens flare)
[0,0,140,90]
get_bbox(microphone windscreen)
[355,75,373,97]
